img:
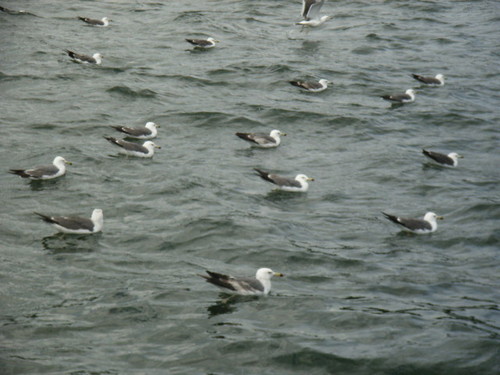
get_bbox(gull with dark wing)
[104,137,161,158]
[78,16,110,26]
[200,268,284,295]
[35,209,103,234]
[422,149,463,167]
[185,37,219,49]
[254,168,314,192]
[382,211,443,234]
[297,0,332,27]
[381,89,415,103]
[65,49,102,64]
[9,156,72,180]
[412,74,444,86]
[235,129,286,148]
[290,79,329,92]
[110,122,159,140]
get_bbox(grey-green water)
[1,1,499,374]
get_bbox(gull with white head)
[35,208,103,234]
[235,129,286,148]
[254,168,314,192]
[200,268,284,295]
[9,156,72,180]
[382,211,443,234]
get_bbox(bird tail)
[254,168,273,183]
[235,132,249,140]
[9,169,29,178]
[411,74,423,82]
[382,212,399,224]
[34,212,55,224]
[104,136,118,145]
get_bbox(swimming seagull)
[290,79,329,92]
[235,130,286,148]
[422,149,463,167]
[78,16,110,26]
[65,49,103,64]
[185,37,219,48]
[254,168,314,192]
[9,156,72,180]
[35,209,103,234]
[110,122,159,140]
[297,0,332,27]
[382,211,443,234]
[412,74,444,86]
[381,89,416,103]
[200,268,284,295]
[104,137,161,158]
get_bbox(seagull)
[422,149,463,167]
[381,89,416,103]
[290,79,329,92]
[412,74,444,86]
[78,16,110,26]
[200,268,284,295]
[185,37,219,49]
[382,211,443,234]
[35,209,103,234]
[110,122,159,140]
[297,0,332,27]
[254,168,314,192]
[104,137,161,158]
[64,49,103,64]
[235,130,286,148]
[9,156,72,180]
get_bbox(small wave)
[106,85,157,99]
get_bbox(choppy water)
[1,1,499,374]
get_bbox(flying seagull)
[254,168,314,192]
[9,156,72,180]
[382,211,443,234]
[110,122,159,140]
[235,129,286,148]
[381,89,416,103]
[78,16,110,26]
[297,0,332,27]
[65,49,103,64]
[200,268,284,295]
[185,37,219,48]
[290,79,329,92]
[35,208,103,234]
[104,137,161,158]
[412,74,444,86]
[422,149,463,167]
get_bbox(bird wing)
[25,164,59,178]
[236,132,275,145]
[302,0,325,20]
[422,150,453,166]
[412,74,440,85]
[112,126,151,137]
[35,213,94,231]
[254,169,301,188]
[65,50,95,63]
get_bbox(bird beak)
[307,177,315,181]
[214,40,220,43]
[437,216,444,220]
[458,154,464,159]
[65,161,73,165]
[281,132,287,136]
[274,272,284,277]
[155,145,161,149]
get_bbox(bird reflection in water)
[206,294,259,318]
